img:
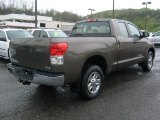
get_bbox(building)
[0,14,75,30]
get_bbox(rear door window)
[48,31,67,38]
[40,31,48,37]
[6,30,33,40]
[0,31,6,41]
[70,21,111,37]
[33,30,41,37]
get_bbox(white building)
[0,14,75,30]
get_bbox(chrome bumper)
[7,63,64,86]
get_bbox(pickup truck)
[7,19,155,99]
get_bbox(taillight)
[50,43,68,65]
[50,43,68,56]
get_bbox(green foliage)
[93,8,160,32]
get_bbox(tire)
[141,51,154,72]
[79,65,104,99]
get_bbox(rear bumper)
[7,63,64,86]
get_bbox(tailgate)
[9,38,51,71]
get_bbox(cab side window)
[40,31,48,37]
[127,24,140,38]
[33,30,41,37]
[118,22,129,37]
[0,31,6,41]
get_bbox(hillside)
[93,8,160,32]
[0,0,160,32]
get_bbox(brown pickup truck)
[8,19,155,99]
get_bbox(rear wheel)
[79,65,104,99]
[141,51,154,72]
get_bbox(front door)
[127,23,146,63]
[116,22,135,69]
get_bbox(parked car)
[29,28,68,38]
[8,19,155,99]
[0,29,33,59]
[149,31,160,46]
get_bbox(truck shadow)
[104,65,145,88]
[28,65,148,105]
[17,64,154,119]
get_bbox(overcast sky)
[37,0,160,16]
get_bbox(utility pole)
[142,1,151,30]
[113,0,115,18]
[88,8,95,18]
[35,0,37,28]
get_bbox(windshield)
[70,21,111,37]
[7,30,33,40]
[152,32,160,37]
[48,31,68,38]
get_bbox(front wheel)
[80,65,104,99]
[141,51,154,72]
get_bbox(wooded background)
[0,0,160,31]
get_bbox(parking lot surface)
[1,48,160,120]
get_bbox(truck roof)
[76,18,111,23]
[76,18,129,24]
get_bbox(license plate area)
[15,67,34,80]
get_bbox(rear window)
[70,21,111,37]
[48,31,68,38]
[7,30,33,40]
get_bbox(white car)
[149,32,155,37]
[0,29,33,59]
[28,28,68,38]
[149,31,160,45]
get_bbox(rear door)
[0,30,8,58]
[32,30,41,38]
[40,30,49,38]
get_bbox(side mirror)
[0,37,6,41]
[142,31,149,37]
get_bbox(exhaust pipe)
[18,79,31,85]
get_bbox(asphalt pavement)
[1,48,160,120]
